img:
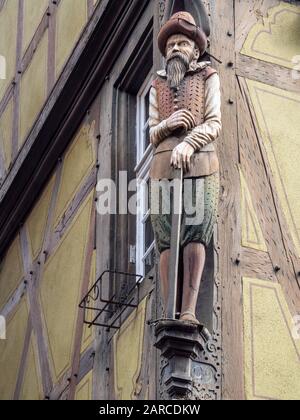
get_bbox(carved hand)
[165,109,196,133]
[170,141,195,173]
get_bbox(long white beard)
[166,53,190,89]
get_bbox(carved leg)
[159,249,171,312]
[180,242,206,323]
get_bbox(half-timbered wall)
[0,98,98,400]
[210,0,300,400]
[0,0,99,182]
[0,0,299,401]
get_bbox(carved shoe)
[179,311,200,325]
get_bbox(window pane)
[146,178,151,214]
[144,246,155,276]
[145,216,154,251]
[145,89,150,123]
[144,123,150,151]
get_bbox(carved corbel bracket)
[154,320,218,400]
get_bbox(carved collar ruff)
[157,61,211,78]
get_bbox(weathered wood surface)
[93,75,113,402]
[210,0,244,401]
[240,248,276,281]
[13,316,32,400]
[236,54,300,94]
[19,228,53,397]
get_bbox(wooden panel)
[19,31,48,147]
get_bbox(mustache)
[167,52,190,66]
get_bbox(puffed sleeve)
[184,73,222,150]
[149,85,171,148]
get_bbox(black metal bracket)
[79,270,143,330]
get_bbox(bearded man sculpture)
[149,11,221,324]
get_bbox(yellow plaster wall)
[114,297,147,400]
[26,177,55,259]
[238,166,267,252]
[0,98,13,171]
[26,175,55,260]
[19,31,48,147]
[0,237,24,310]
[22,0,49,54]
[55,0,88,78]
[53,122,96,227]
[243,277,300,400]
[75,370,93,400]
[81,251,96,354]
[0,298,29,400]
[241,2,300,69]
[40,192,93,382]
[0,0,95,168]
[19,334,43,400]
[246,79,300,257]
[0,0,18,101]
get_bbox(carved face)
[165,34,199,64]
[165,34,199,89]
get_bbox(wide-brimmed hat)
[158,12,208,57]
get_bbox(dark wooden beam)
[0,0,150,258]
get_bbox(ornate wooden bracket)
[154,320,220,400]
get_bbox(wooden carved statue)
[149,10,222,324]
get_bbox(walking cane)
[166,167,183,319]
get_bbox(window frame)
[135,70,155,277]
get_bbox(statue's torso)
[150,66,219,179]
[154,70,206,125]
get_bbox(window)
[110,21,153,280]
[135,71,155,277]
